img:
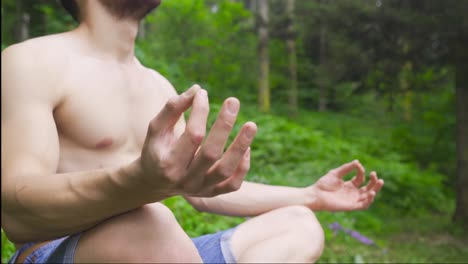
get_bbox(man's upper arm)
[1,45,61,205]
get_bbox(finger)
[204,123,256,186]
[358,190,376,202]
[373,178,384,194]
[355,200,368,210]
[367,192,376,206]
[204,97,241,153]
[362,171,378,191]
[356,191,376,209]
[351,161,366,187]
[171,89,209,169]
[189,97,240,174]
[334,160,359,178]
[357,198,374,210]
[213,147,251,195]
[148,85,200,135]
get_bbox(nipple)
[95,138,114,149]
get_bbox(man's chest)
[54,64,170,153]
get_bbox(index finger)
[148,85,200,135]
[352,161,366,186]
[334,160,359,178]
[171,89,209,168]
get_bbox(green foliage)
[1,0,75,46]
[137,0,257,103]
[1,0,464,262]
[391,86,456,177]
[163,196,245,237]
[224,104,450,213]
[2,229,15,263]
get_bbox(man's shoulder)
[2,34,71,102]
[2,33,70,71]
[144,67,179,97]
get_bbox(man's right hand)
[138,85,257,198]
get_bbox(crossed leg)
[230,205,325,263]
[74,203,202,263]
[73,204,324,263]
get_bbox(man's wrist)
[302,185,323,211]
[117,159,173,202]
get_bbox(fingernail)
[245,127,256,140]
[184,85,200,97]
[227,99,239,115]
[199,89,207,97]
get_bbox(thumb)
[148,84,201,135]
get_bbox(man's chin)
[98,0,163,20]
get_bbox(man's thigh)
[73,203,202,263]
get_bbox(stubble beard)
[98,0,162,21]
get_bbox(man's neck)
[75,12,140,64]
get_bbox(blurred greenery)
[2,0,467,263]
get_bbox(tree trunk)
[243,0,256,13]
[401,61,413,121]
[257,0,270,113]
[453,61,468,229]
[318,1,327,112]
[15,1,30,42]
[286,0,298,118]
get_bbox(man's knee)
[75,203,202,263]
[133,202,179,227]
[279,205,325,261]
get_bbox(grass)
[2,105,467,263]
[317,209,468,263]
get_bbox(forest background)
[1,0,468,262]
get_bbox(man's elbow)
[1,187,45,243]
[1,211,30,244]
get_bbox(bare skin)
[1,1,384,263]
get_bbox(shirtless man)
[1,0,384,263]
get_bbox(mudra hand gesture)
[307,160,385,211]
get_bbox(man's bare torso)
[21,32,182,174]
[5,32,185,254]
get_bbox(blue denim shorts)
[8,228,238,264]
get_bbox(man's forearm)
[186,181,318,217]
[2,160,166,243]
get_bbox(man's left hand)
[306,160,384,211]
